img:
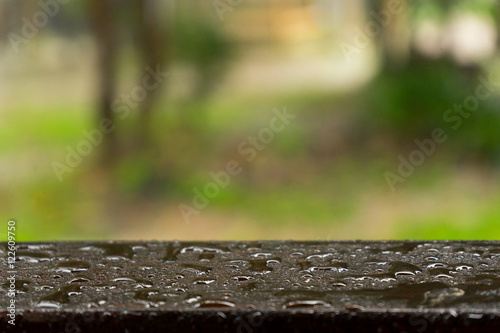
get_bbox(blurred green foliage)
[173,7,233,98]
[2,91,500,241]
[361,58,500,162]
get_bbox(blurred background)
[1,0,500,241]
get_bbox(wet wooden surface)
[1,241,500,332]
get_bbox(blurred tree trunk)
[0,1,17,39]
[133,0,170,147]
[88,0,171,177]
[89,0,118,165]
[496,2,500,49]
[367,0,411,71]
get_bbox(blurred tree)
[133,0,171,145]
[88,0,118,164]
[359,0,500,162]
[367,0,411,71]
[173,1,233,127]
[175,13,229,99]
[0,1,19,39]
[88,0,170,163]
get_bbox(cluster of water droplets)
[0,241,498,312]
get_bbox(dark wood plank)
[1,241,500,332]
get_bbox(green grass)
[2,91,500,241]
[0,105,91,152]
[397,209,500,240]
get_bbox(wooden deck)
[1,240,500,332]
